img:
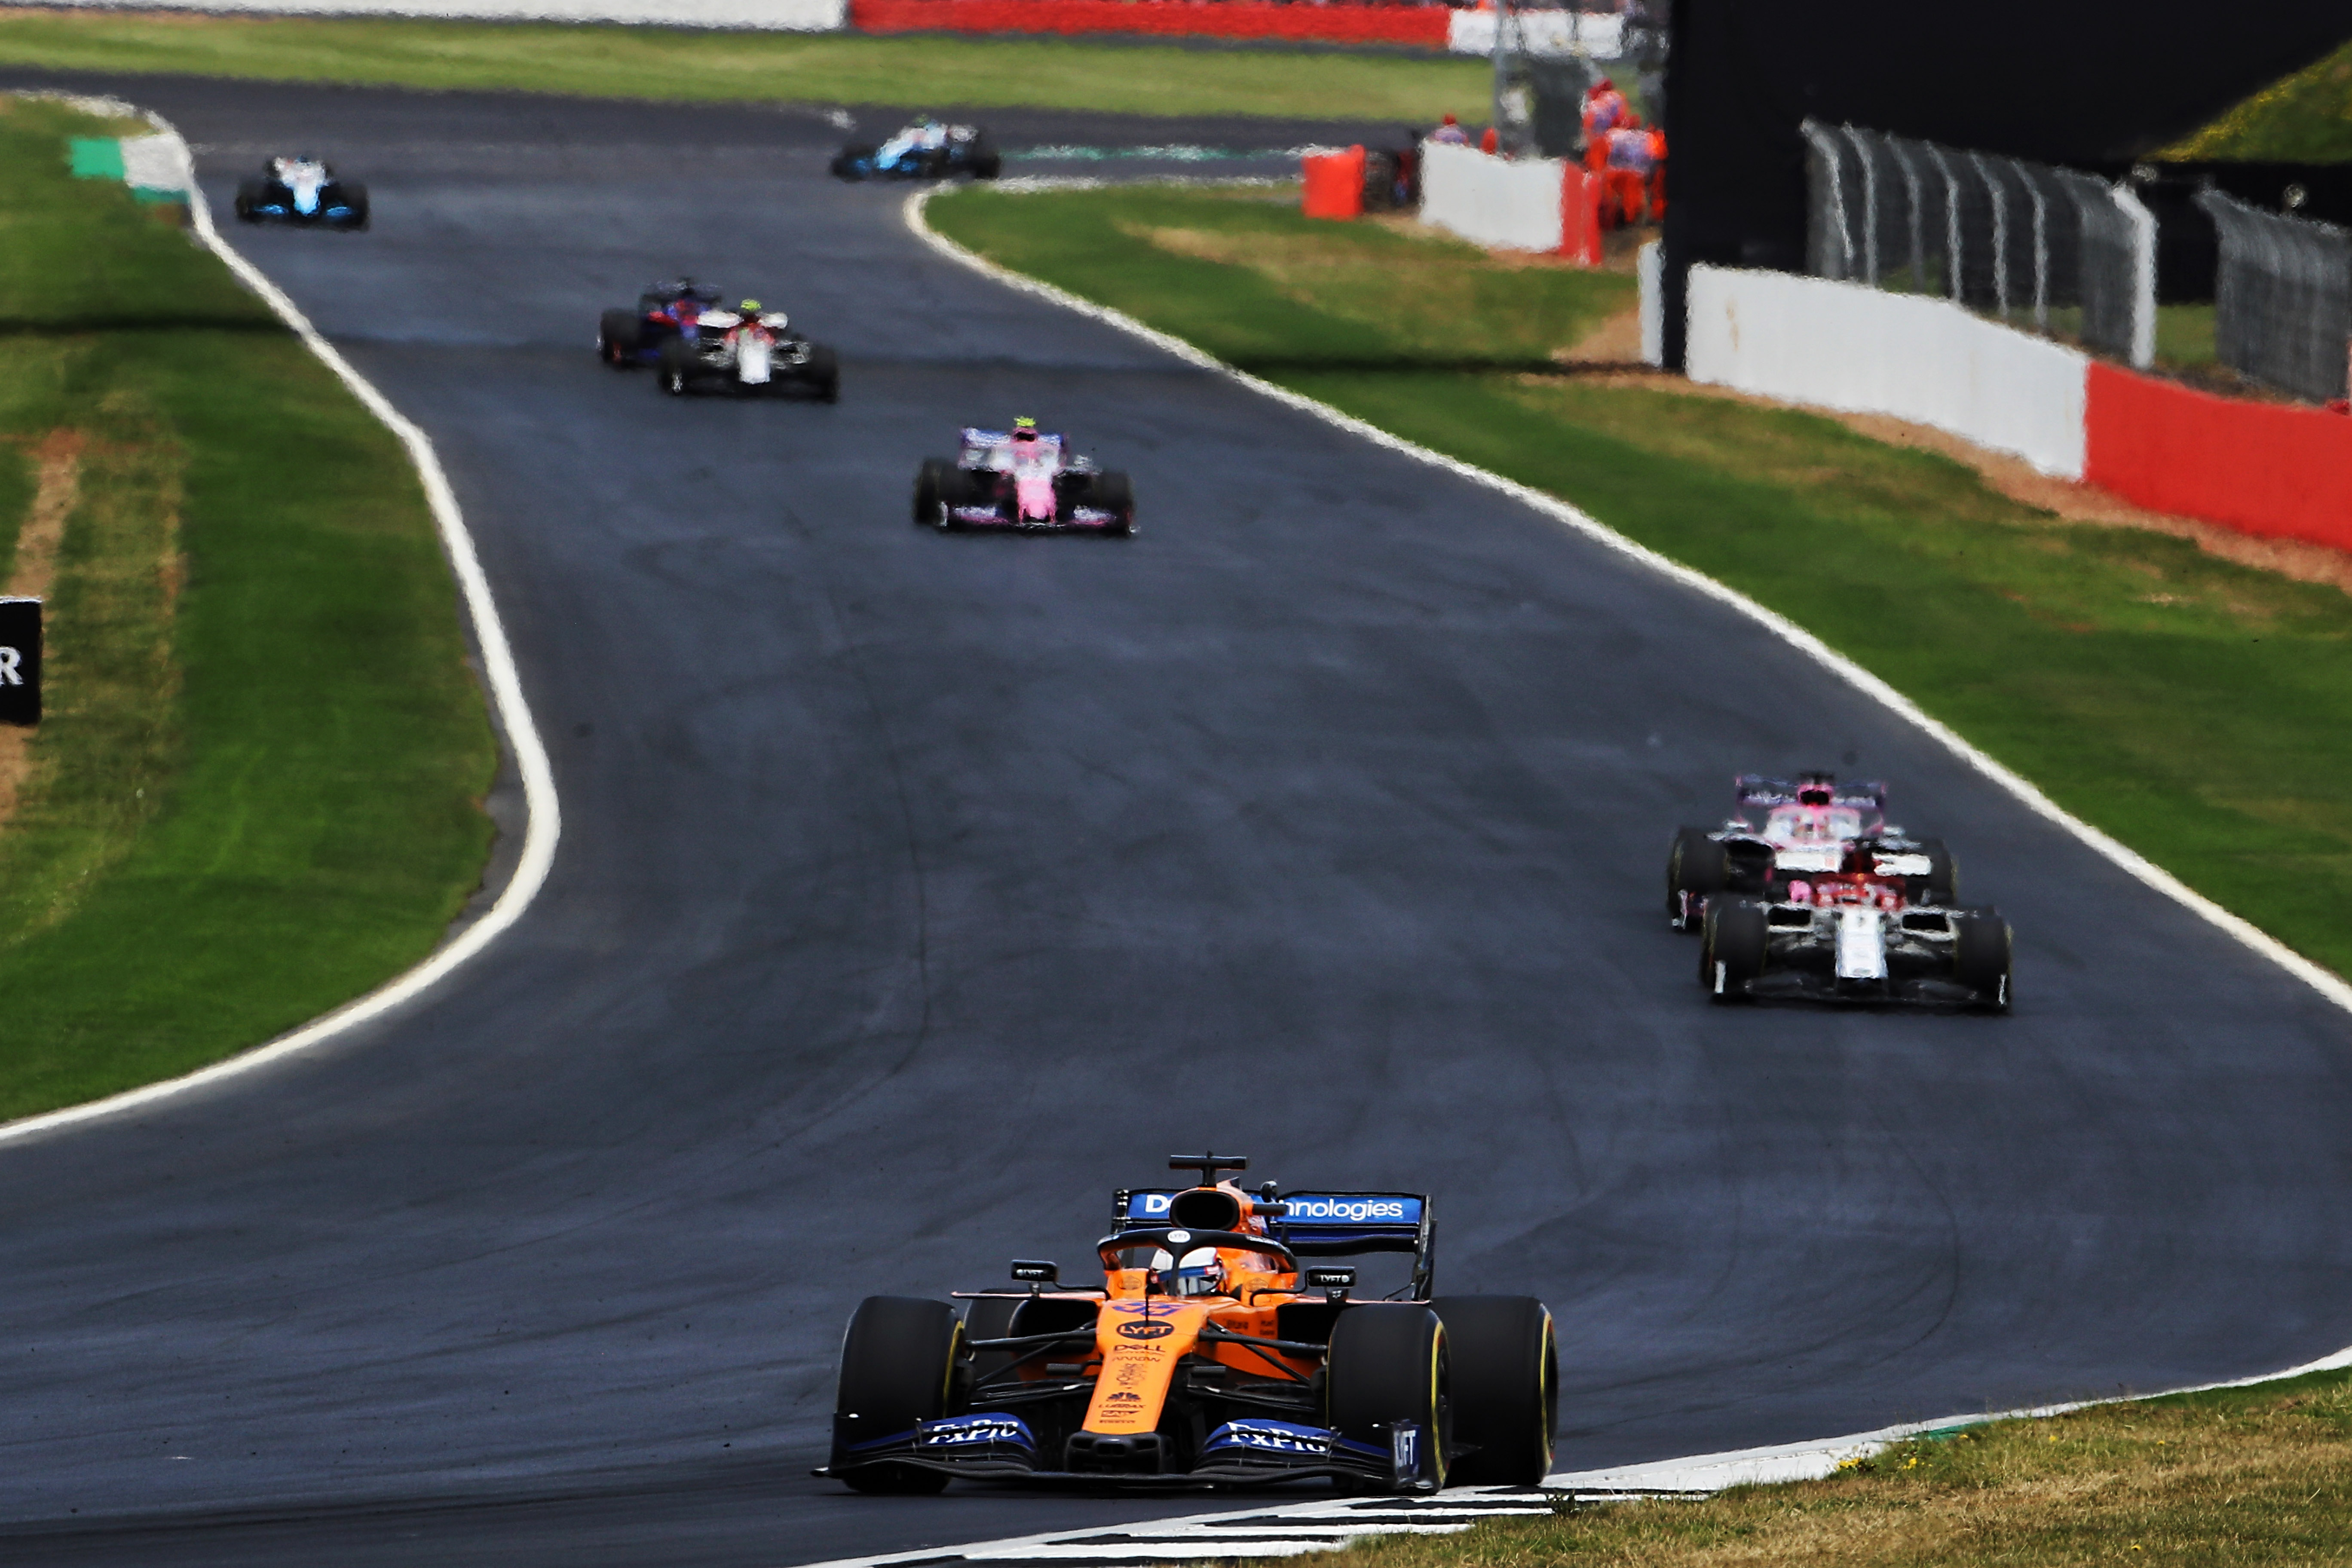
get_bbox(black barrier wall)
[1659,0,2352,367]
[0,597,41,727]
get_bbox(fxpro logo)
[920,1415,1029,1447]
[1286,1197,1409,1223]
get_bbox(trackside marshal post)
[0,597,41,726]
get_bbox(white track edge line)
[903,186,2352,1022]
[0,104,561,1147]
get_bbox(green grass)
[2160,38,2352,161]
[1299,1368,2352,1568]
[0,95,495,1121]
[0,11,1492,123]
[930,184,2352,979]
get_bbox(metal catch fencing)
[1801,120,2155,368]
[2196,191,2352,404]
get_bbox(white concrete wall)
[1684,264,2090,478]
[1420,139,1565,254]
[1447,9,1622,59]
[12,0,844,28]
[1637,239,1662,366]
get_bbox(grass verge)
[0,9,1490,124]
[0,94,495,1121]
[2158,38,2352,162]
[928,184,2352,980]
[1306,1368,2352,1567]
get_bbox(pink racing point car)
[913,424,1135,536]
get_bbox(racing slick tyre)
[598,309,641,367]
[960,1294,1023,1387]
[1093,470,1135,536]
[972,138,1003,179]
[1920,838,1958,906]
[1666,826,1727,931]
[1700,896,1767,1003]
[802,343,841,403]
[657,337,698,396]
[1427,1296,1556,1485]
[833,1295,965,1494]
[234,179,265,223]
[1952,907,2012,1013]
[1326,1304,1450,1493]
[336,181,370,229]
[831,144,876,180]
[914,459,953,526]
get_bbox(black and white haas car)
[913,421,1134,535]
[656,298,839,402]
[821,1153,1556,1494]
[234,155,368,229]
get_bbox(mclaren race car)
[1665,772,1954,932]
[653,299,839,401]
[598,277,722,368]
[233,155,368,229]
[1696,839,2012,1010]
[822,1153,1556,1494]
[831,115,1001,181]
[913,423,1134,535]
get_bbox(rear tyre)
[599,309,641,368]
[658,338,697,397]
[1666,826,1727,931]
[1920,838,1958,906]
[914,458,952,526]
[1953,908,2012,1012]
[833,1296,963,1494]
[1326,1304,1449,1493]
[1428,1297,1555,1485]
[1700,896,1767,1002]
[1093,470,1135,536]
[802,343,840,403]
[832,144,876,180]
[335,181,370,230]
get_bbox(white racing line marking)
[903,185,2352,1022]
[0,103,560,1148]
[883,183,2352,1568]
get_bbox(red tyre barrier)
[1302,146,1366,220]
[852,0,1449,47]
[2084,364,2352,553]
[1559,165,1601,265]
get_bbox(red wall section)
[852,0,1449,46]
[2085,364,2352,553]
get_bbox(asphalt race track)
[2,73,2351,1568]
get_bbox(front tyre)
[832,1295,964,1494]
[1093,470,1135,536]
[599,309,641,368]
[1326,1304,1449,1493]
[914,458,952,526]
[657,338,696,397]
[1666,826,1727,931]
[802,343,840,403]
[1429,1296,1556,1486]
[1953,908,2012,1012]
[1700,896,1767,1002]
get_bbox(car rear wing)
[1734,774,1887,811]
[1112,1188,1436,1299]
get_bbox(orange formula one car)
[820,1154,1556,1495]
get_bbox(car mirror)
[1011,1259,1059,1286]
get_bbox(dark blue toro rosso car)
[234,156,368,229]
[831,116,1001,181]
[598,278,723,368]
[819,1152,1556,1495]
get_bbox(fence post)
[1891,138,1926,293]
[2112,181,2157,369]
[1800,119,1853,280]
[1840,123,1879,285]
[2027,170,2049,332]
[1926,142,1963,303]
[1969,150,2007,316]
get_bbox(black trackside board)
[0,74,2347,1568]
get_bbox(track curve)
[1,74,2349,1568]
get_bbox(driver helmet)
[1149,1246,1228,1299]
[738,298,762,317]
[1011,416,1040,443]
